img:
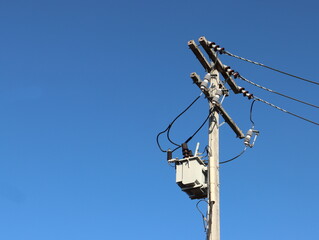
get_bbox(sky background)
[0,0,318,239]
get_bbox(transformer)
[174,156,207,199]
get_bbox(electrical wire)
[186,108,213,144]
[157,95,214,154]
[196,200,209,232]
[219,99,257,164]
[171,108,214,153]
[250,99,257,128]
[238,75,319,109]
[223,50,319,86]
[219,147,248,164]
[156,95,201,152]
[254,96,319,126]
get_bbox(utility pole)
[163,36,246,240]
[207,70,220,240]
[188,37,245,240]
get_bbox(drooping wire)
[249,99,257,128]
[171,107,214,153]
[254,96,319,126]
[219,99,257,164]
[238,75,319,109]
[219,147,247,164]
[196,200,209,232]
[223,50,319,86]
[185,108,214,144]
[156,95,201,152]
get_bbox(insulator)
[212,45,220,51]
[238,87,245,93]
[201,73,211,89]
[188,150,194,157]
[201,80,209,89]
[182,143,190,158]
[208,41,216,48]
[204,73,211,81]
[217,47,225,53]
[167,149,172,161]
[233,72,239,78]
[227,69,234,74]
[244,129,253,146]
[246,93,254,99]
[213,94,220,102]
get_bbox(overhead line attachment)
[198,36,241,94]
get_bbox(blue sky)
[0,0,318,239]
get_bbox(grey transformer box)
[172,156,208,199]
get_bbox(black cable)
[250,99,257,128]
[156,95,201,152]
[219,147,247,164]
[166,95,201,147]
[224,51,319,86]
[171,144,181,153]
[156,128,170,152]
[219,100,257,164]
[238,75,319,109]
[171,109,214,153]
[185,108,213,144]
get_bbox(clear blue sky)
[0,0,318,239]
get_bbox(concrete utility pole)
[207,70,220,240]
[187,37,245,240]
[164,36,245,240]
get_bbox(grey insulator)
[200,73,211,89]
[244,129,253,146]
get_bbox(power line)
[254,96,319,126]
[238,75,319,109]
[223,50,319,86]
